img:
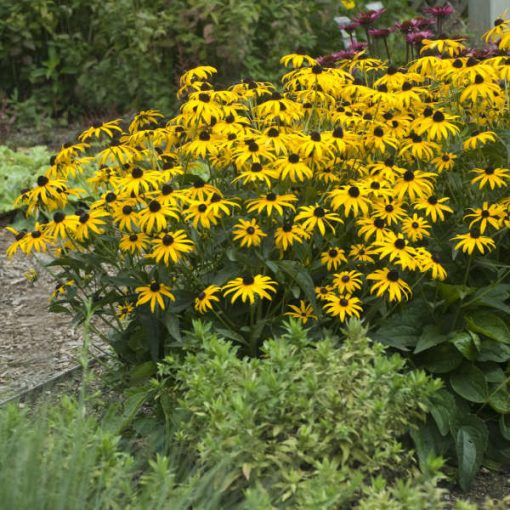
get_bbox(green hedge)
[0,0,342,117]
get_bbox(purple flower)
[353,9,385,26]
[340,22,360,33]
[406,30,434,46]
[424,4,455,18]
[351,41,368,52]
[394,17,434,33]
[368,28,392,38]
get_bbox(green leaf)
[455,417,488,491]
[163,313,182,343]
[450,364,489,403]
[414,325,447,354]
[465,311,510,344]
[488,386,510,414]
[429,390,458,436]
[417,343,463,373]
[450,330,479,361]
[465,284,510,316]
[437,283,474,305]
[410,418,450,471]
[372,299,429,351]
[477,340,510,362]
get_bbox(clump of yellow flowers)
[7,20,510,356]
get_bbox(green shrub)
[156,319,441,507]
[0,145,51,214]
[0,0,345,117]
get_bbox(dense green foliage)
[0,145,51,214]
[153,319,441,507]
[0,0,342,117]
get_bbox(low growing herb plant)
[6,16,510,486]
[154,319,440,508]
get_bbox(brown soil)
[0,227,94,402]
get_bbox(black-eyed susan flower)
[135,281,175,312]
[119,232,150,254]
[373,231,417,270]
[401,214,431,241]
[320,247,347,271]
[44,212,80,240]
[329,185,371,217]
[367,268,412,302]
[20,224,53,254]
[284,300,318,324]
[431,152,456,173]
[112,203,139,232]
[183,201,219,229]
[246,192,297,216]
[129,109,164,133]
[452,228,496,255]
[483,17,510,42]
[460,75,501,104]
[294,204,343,235]
[194,285,221,314]
[280,54,317,68]
[78,119,123,142]
[464,202,505,233]
[332,270,363,294]
[115,167,162,196]
[232,218,266,248]
[147,230,194,265]
[5,227,27,257]
[74,210,108,241]
[349,243,377,263]
[420,38,466,57]
[138,199,179,232]
[274,222,307,251]
[393,169,435,201]
[471,166,510,190]
[232,162,279,186]
[414,195,453,222]
[372,198,407,225]
[222,275,277,304]
[315,285,334,301]
[416,248,447,281]
[274,153,313,182]
[463,131,498,151]
[418,110,459,142]
[117,302,134,320]
[98,140,139,165]
[357,216,391,242]
[323,294,363,321]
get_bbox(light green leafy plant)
[155,319,441,507]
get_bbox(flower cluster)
[6,18,510,352]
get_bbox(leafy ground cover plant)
[0,145,51,214]
[5,13,510,487]
[153,318,440,507]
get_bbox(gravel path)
[0,226,91,401]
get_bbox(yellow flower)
[452,228,496,255]
[471,166,510,190]
[78,119,122,142]
[285,300,318,324]
[135,281,175,312]
[223,275,277,304]
[147,230,194,265]
[232,219,267,248]
[323,294,363,321]
[117,303,134,320]
[119,232,150,254]
[246,192,298,217]
[320,247,347,271]
[332,270,363,294]
[274,223,308,251]
[194,285,221,314]
[367,268,412,302]
[294,204,343,235]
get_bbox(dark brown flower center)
[150,282,161,292]
[387,270,399,282]
[149,200,162,212]
[348,186,360,198]
[37,175,49,186]
[242,276,254,285]
[162,235,174,246]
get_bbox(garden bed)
[0,228,103,402]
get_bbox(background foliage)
[0,0,343,118]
